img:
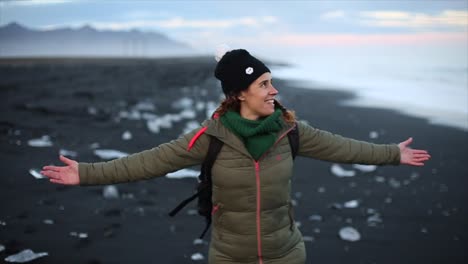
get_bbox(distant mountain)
[0,22,196,57]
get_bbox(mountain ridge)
[0,22,196,57]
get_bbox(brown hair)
[213,96,296,124]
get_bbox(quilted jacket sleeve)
[78,127,209,186]
[297,121,400,165]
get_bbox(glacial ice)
[4,249,48,263]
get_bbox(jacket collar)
[202,115,296,159]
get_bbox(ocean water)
[272,50,468,131]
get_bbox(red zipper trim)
[254,161,263,264]
[254,124,296,264]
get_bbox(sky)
[1,0,467,130]
[1,0,467,58]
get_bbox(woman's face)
[238,72,278,120]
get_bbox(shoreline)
[1,57,466,264]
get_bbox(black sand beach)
[0,57,466,264]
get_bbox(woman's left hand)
[398,137,431,166]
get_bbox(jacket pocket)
[288,201,295,231]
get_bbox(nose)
[269,84,279,95]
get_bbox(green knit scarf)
[220,109,283,160]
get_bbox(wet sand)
[0,57,467,264]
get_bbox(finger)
[60,155,76,166]
[413,157,430,162]
[49,178,64,185]
[412,149,429,155]
[413,153,431,159]
[403,137,413,147]
[41,170,62,180]
[42,165,62,172]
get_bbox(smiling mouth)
[265,99,275,104]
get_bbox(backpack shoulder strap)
[200,136,223,183]
[287,122,300,160]
[168,135,223,217]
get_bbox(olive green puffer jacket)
[79,117,400,264]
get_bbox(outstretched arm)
[398,137,430,166]
[42,155,80,185]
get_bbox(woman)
[41,49,430,264]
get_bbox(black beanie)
[214,49,270,96]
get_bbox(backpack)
[168,122,300,239]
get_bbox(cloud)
[2,0,72,6]
[269,32,467,46]
[359,10,468,28]
[57,16,279,31]
[320,10,346,20]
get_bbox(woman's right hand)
[41,155,80,185]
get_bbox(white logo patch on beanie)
[245,67,254,75]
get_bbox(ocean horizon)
[271,49,468,131]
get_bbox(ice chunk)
[295,221,302,228]
[89,142,100,149]
[410,172,420,181]
[27,135,52,147]
[374,176,385,183]
[193,238,205,245]
[343,200,359,208]
[0,220,6,226]
[119,109,141,120]
[88,106,97,115]
[182,121,200,135]
[94,149,129,160]
[0,244,4,252]
[388,178,401,188]
[172,97,193,109]
[122,131,132,140]
[166,169,199,179]
[338,226,361,242]
[70,232,88,239]
[331,164,355,177]
[205,101,218,118]
[146,115,177,134]
[134,101,155,111]
[317,187,326,193]
[303,236,314,242]
[180,109,196,119]
[352,164,377,172]
[369,131,379,139]
[141,112,157,120]
[103,185,119,199]
[191,253,204,261]
[43,219,54,225]
[291,199,298,207]
[308,214,322,222]
[195,101,205,111]
[187,209,198,216]
[29,169,45,179]
[147,118,162,133]
[59,149,78,158]
[367,214,383,226]
[4,249,48,263]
